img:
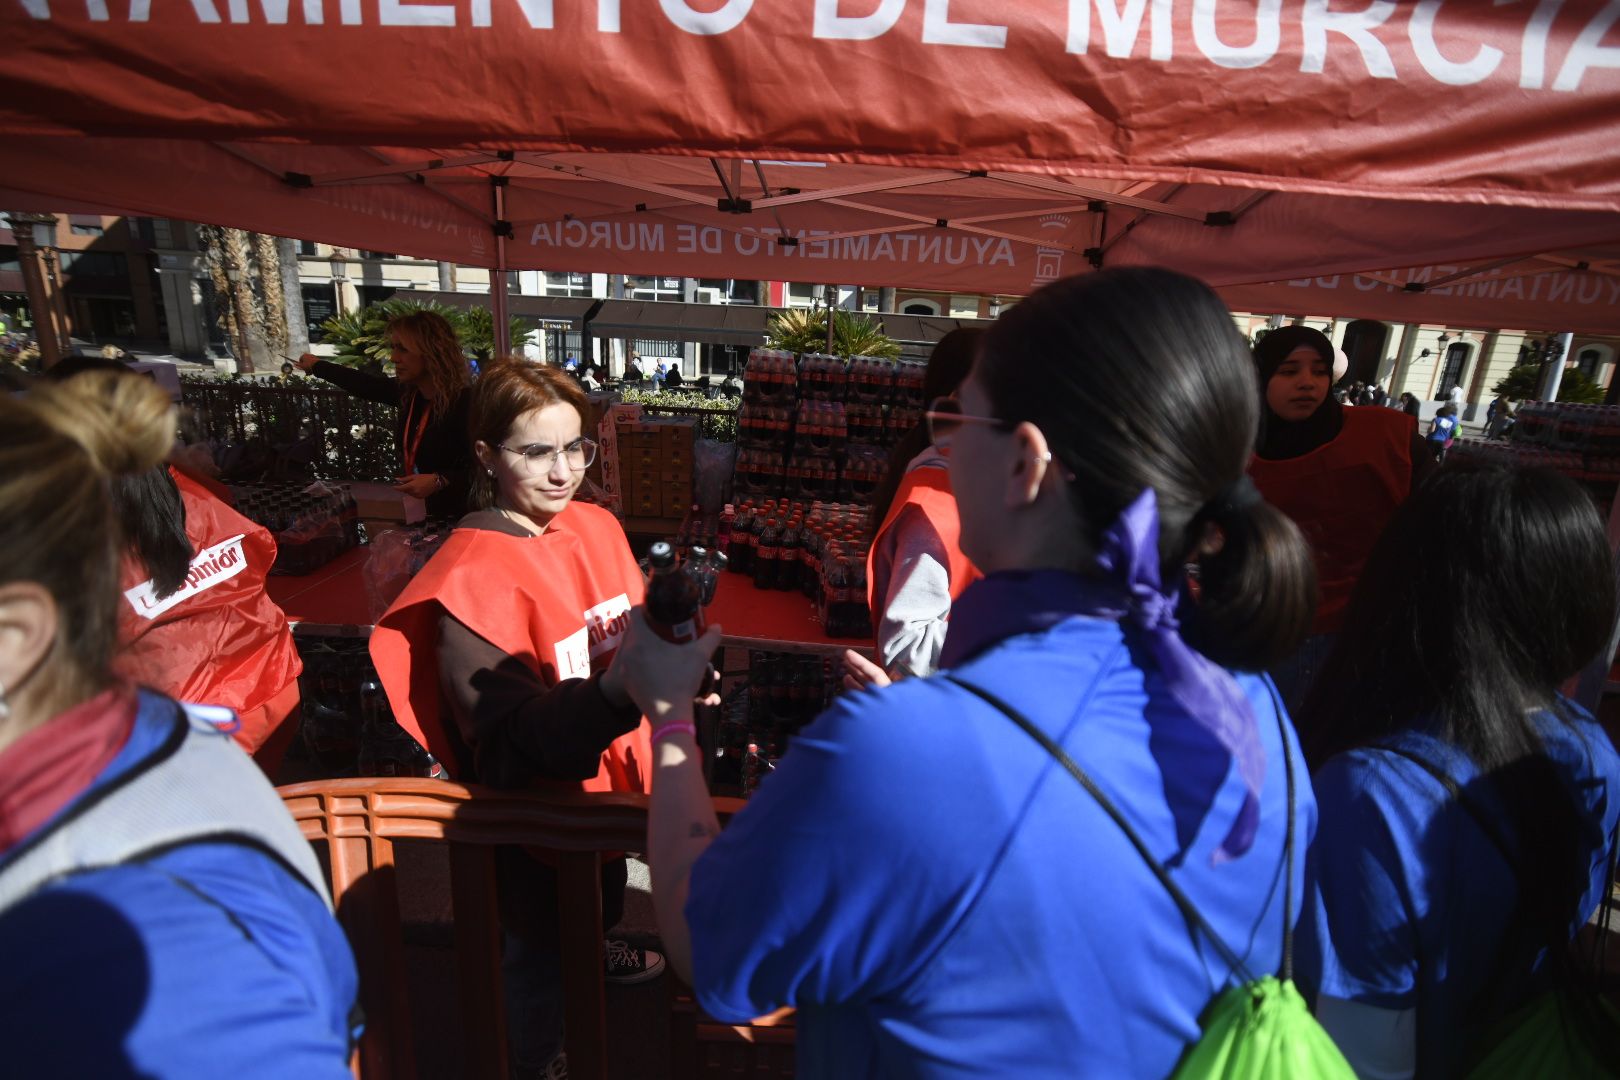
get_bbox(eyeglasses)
[924,396,1014,446]
[496,438,598,473]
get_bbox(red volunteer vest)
[114,470,303,750]
[1249,408,1415,635]
[867,464,982,613]
[369,501,653,794]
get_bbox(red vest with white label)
[369,501,652,794]
[114,469,303,749]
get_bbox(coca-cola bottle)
[730,503,755,574]
[717,503,736,555]
[645,540,704,643]
[777,519,802,591]
[753,518,781,591]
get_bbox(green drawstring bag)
[1172,976,1355,1078]
[947,676,1355,1080]
[1379,745,1620,1080]
[1465,989,1620,1079]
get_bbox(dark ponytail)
[110,468,193,599]
[977,268,1315,672]
[1181,500,1317,672]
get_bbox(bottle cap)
[647,541,676,568]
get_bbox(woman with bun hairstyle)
[1248,326,1431,710]
[0,372,358,1075]
[860,327,983,680]
[296,308,474,517]
[645,269,1321,1076]
[42,358,303,772]
[369,358,719,1076]
[1296,464,1620,1078]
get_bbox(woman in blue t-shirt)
[1296,464,1620,1078]
[635,268,1325,1077]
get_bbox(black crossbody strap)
[945,675,1298,984]
[1378,745,1519,871]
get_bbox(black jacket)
[309,360,473,518]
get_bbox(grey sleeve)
[874,506,955,679]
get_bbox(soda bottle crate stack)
[229,480,362,576]
[708,650,840,797]
[295,636,444,779]
[1449,399,1620,507]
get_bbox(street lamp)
[329,251,348,315]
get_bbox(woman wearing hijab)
[1248,327,1431,713]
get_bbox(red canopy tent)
[3,1,1620,332]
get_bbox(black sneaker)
[603,939,666,985]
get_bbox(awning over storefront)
[587,300,771,345]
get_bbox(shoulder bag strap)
[945,674,1298,984]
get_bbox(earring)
[486,469,494,477]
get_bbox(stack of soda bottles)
[744,348,799,405]
[712,650,838,797]
[230,481,362,575]
[797,353,848,401]
[295,636,445,778]
[718,497,874,639]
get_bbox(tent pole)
[493,177,511,360]
[1540,332,1573,401]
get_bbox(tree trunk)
[251,232,288,360]
[198,225,242,367]
[222,228,258,372]
[278,237,309,357]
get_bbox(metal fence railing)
[182,377,401,482]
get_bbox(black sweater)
[309,360,473,518]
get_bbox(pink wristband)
[651,721,697,745]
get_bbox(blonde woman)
[0,372,358,1075]
[298,309,474,516]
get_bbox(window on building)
[785,283,819,308]
[625,275,683,301]
[359,250,397,261]
[698,278,760,305]
[302,284,337,340]
[1580,348,1603,380]
[357,285,397,308]
[70,223,104,237]
[60,251,128,280]
[297,240,320,257]
[545,271,592,297]
[902,299,941,316]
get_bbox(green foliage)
[766,308,901,360]
[317,297,533,369]
[620,387,738,443]
[1493,364,1605,405]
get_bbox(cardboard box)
[348,481,425,524]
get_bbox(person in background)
[626,354,645,383]
[1296,465,1620,1078]
[653,360,668,387]
[1429,404,1460,462]
[1248,326,1431,714]
[580,365,601,392]
[296,310,474,518]
[0,372,358,1076]
[1373,382,1389,407]
[370,359,717,1079]
[646,268,1319,1076]
[851,327,983,683]
[664,364,684,390]
[43,359,303,775]
[1399,391,1423,419]
[1447,381,1466,418]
